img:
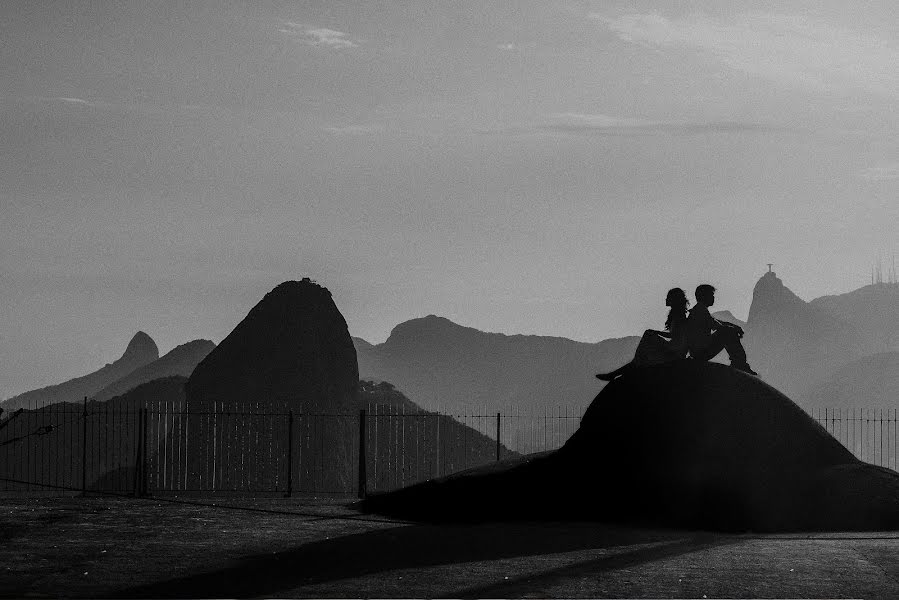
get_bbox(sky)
[2,1,898,399]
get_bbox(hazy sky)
[2,1,898,398]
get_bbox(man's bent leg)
[719,329,748,366]
[691,334,728,362]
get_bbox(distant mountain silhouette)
[355,315,639,413]
[802,352,899,410]
[362,361,899,532]
[359,380,419,411]
[0,332,159,413]
[745,271,868,398]
[92,339,215,402]
[810,282,899,354]
[352,337,374,351]
[359,380,517,490]
[712,310,746,329]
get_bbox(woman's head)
[664,288,689,331]
[665,287,688,309]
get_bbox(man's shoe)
[732,363,759,376]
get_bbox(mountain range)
[0,332,160,413]
[746,272,899,403]
[354,315,639,414]
[355,271,899,414]
[0,333,213,413]
[5,271,899,417]
[92,339,215,402]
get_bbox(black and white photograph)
[2,1,899,598]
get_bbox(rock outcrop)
[93,339,215,402]
[362,361,899,532]
[1,331,159,413]
[186,279,358,490]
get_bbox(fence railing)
[2,401,896,498]
[809,408,899,471]
[0,399,584,498]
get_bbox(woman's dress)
[632,323,687,367]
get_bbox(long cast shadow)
[111,521,723,598]
[446,533,729,598]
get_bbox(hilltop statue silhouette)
[685,284,757,375]
[596,287,689,381]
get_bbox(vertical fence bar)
[496,412,501,461]
[141,406,149,496]
[132,406,142,497]
[285,410,294,498]
[81,397,88,494]
[358,409,367,498]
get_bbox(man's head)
[695,284,716,307]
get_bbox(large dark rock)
[186,279,359,490]
[1,331,159,412]
[361,361,899,532]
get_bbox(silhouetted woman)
[595,287,690,381]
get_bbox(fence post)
[132,406,142,497]
[82,397,88,494]
[358,409,367,499]
[141,407,149,496]
[496,412,501,462]
[285,410,294,498]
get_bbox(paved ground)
[3,495,899,598]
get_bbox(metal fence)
[3,400,896,498]
[809,408,899,471]
[0,399,583,498]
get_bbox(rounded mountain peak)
[384,315,467,348]
[268,278,332,298]
[747,270,806,325]
[120,331,159,363]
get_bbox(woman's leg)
[596,330,662,380]
[596,360,634,381]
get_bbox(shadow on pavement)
[111,522,726,598]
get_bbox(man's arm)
[712,318,744,337]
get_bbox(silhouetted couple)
[596,284,757,381]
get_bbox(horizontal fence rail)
[2,399,897,498]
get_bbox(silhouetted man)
[685,284,758,375]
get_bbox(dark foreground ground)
[3,496,899,598]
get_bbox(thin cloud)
[859,164,899,181]
[497,43,518,51]
[54,97,97,106]
[590,12,899,97]
[323,124,385,135]
[482,113,790,137]
[279,22,359,48]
